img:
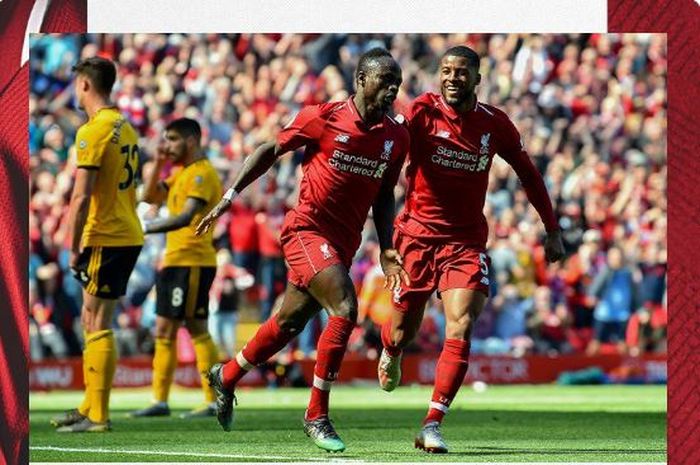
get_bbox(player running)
[129,118,222,420]
[195,48,410,452]
[377,46,565,453]
[51,57,144,432]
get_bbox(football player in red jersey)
[378,46,565,453]
[196,48,410,452]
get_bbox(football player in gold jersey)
[52,57,144,433]
[129,118,223,419]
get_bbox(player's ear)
[79,76,90,93]
[356,70,366,88]
[475,73,482,85]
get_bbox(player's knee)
[327,298,358,323]
[275,313,307,336]
[392,324,417,348]
[155,319,178,339]
[445,317,472,340]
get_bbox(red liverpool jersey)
[397,92,557,246]
[276,97,409,260]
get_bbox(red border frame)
[0,3,87,464]
[1,1,695,464]
[609,1,700,464]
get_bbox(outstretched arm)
[195,141,285,235]
[144,197,207,234]
[500,146,564,263]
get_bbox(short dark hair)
[72,57,117,95]
[165,118,202,143]
[356,47,394,77]
[442,46,480,69]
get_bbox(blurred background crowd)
[29,33,667,365]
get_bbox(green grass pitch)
[30,384,666,462]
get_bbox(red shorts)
[280,228,351,289]
[393,230,490,313]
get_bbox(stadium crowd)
[29,33,667,363]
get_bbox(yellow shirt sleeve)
[75,121,110,168]
[185,164,214,202]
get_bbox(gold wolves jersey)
[163,158,222,267]
[75,107,144,247]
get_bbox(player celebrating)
[51,57,144,432]
[129,118,222,419]
[377,46,565,453]
[195,48,410,452]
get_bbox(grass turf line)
[30,385,666,462]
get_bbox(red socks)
[381,323,402,357]
[423,338,471,425]
[305,316,355,420]
[222,317,294,389]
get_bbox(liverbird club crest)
[479,133,491,155]
[381,139,394,160]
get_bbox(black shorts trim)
[72,246,141,298]
[156,266,216,320]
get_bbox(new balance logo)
[437,130,451,139]
[334,134,350,143]
[480,276,490,286]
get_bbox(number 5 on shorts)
[478,253,489,276]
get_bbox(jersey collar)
[347,95,387,131]
[89,105,118,121]
[438,95,478,122]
